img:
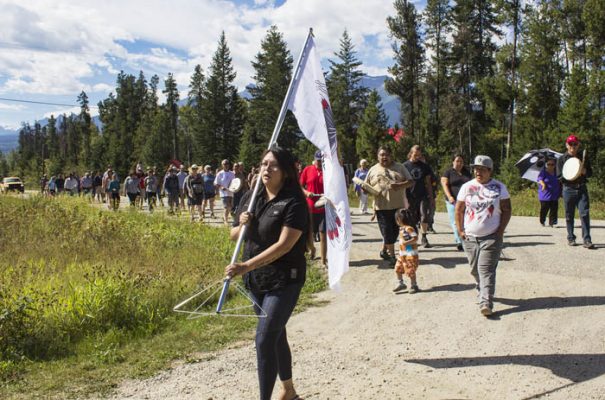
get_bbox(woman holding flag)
[225,146,311,400]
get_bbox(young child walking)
[393,208,420,294]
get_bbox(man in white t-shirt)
[214,159,235,225]
[455,155,512,317]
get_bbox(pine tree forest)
[7,2,605,195]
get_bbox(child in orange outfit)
[393,208,420,294]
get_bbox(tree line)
[4,0,605,193]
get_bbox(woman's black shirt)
[442,167,472,199]
[233,187,309,293]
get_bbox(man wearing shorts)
[214,159,235,225]
[404,145,435,248]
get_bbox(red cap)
[566,134,579,145]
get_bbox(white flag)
[288,35,352,289]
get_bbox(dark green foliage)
[327,29,369,166]
[387,0,425,139]
[240,26,296,167]
[356,90,389,164]
[201,32,245,165]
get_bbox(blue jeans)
[445,201,462,244]
[249,282,303,400]
[562,185,591,243]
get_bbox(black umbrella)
[515,148,562,182]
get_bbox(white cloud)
[1,0,402,93]
[0,102,26,111]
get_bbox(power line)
[0,97,98,108]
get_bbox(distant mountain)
[0,133,18,154]
[361,75,401,127]
[0,125,18,136]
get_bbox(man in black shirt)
[556,134,594,249]
[404,145,435,248]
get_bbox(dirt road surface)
[111,211,605,400]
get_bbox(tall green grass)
[0,195,327,397]
[0,196,233,364]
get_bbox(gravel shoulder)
[110,212,605,400]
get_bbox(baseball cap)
[566,134,579,145]
[191,164,199,169]
[314,150,323,160]
[470,155,493,170]
[360,159,368,165]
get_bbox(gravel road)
[110,211,605,400]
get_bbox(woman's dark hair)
[395,208,417,230]
[452,153,465,162]
[261,145,314,251]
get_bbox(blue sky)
[0,0,427,130]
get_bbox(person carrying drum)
[556,134,594,249]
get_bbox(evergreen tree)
[240,26,295,167]
[163,73,180,160]
[327,29,369,166]
[0,151,8,177]
[516,1,564,151]
[559,65,591,135]
[423,0,452,149]
[356,90,389,163]
[188,64,206,162]
[387,0,425,140]
[447,0,501,157]
[201,32,245,164]
[77,91,92,166]
[46,115,60,168]
[496,0,522,158]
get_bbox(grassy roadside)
[0,195,327,399]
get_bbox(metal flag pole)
[216,28,315,313]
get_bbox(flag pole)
[216,28,315,313]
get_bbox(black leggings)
[539,200,558,226]
[250,282,303,400]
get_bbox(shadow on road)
[349,259,380,268]
[502,241,554,248]
[423,283,476,293]
[352,238,383,243]
[505,234,552,238]
[494,296,605,317]
[407,353,605,385]
[425,256,469,269]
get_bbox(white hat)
[191,164,199,169]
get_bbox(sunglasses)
[568,142,579,146]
